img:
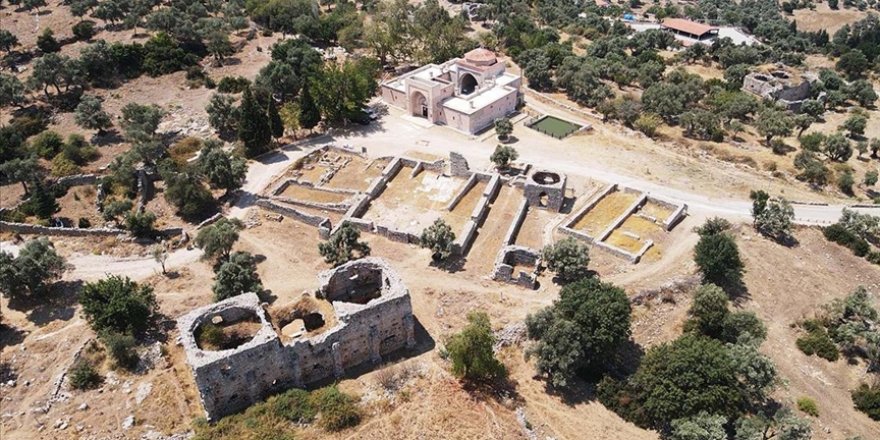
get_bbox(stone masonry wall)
[179,259,415,420]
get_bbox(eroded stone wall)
[178,259,415,420]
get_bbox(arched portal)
[460,73,478,95]
[410,91,428,118]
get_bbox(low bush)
[77,217,91,228]
[796,396,819,417]
[267,388,316,423]
[795,320,839,361]
[824,223,870,257]
[310,385,361,432]
[217,76,250,93]
[852,383,880,420]
[68,361,102,390]
[100,331,139,370]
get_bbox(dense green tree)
[0,238,66,299]
[490,144,518,169]
[80,275,157,334]
[0,156,43,196]
[72,20,97,41]
[734,408,811,440]
[842,110,869,138]
[446,311,507,382]
[28,53,83,98]
[267,97,284,140]
[799,99,824,119]
[526,278,631,387]
[852,383,880,421]
[609,334,745,428]
[124,210,156,238]
[494,117,513,141]
[213,251,264,301]
[419,218,456,262]
[694,224,744,289]
[120,102,164,142]
[0,73,27,108]
[237,86,272,157]
[824,132,853,161]
[21,180,59,219]
[669,412,727,440]
[298,83,321,131]
[195,218,243,263]
[163,168,215,220]
[36,28,61,53]
[309,59,378,125]
[206,93,240,138]
[837,49,870,79]
[542,237,591,283]
[755,108,793,144]
[680,110,724,141]
[318,221,371,267]
[0,30,19,54]
[684,284,767,343]
[198,140,247,196]
[74,95,113,135]
[555,56,612,107]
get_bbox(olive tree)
[419,218,456,262]
[74,94,113,135]
[318,221,371,267]
[0,238,66,299]
[213,251,263,301]
[80,275,157,335]
[542,237,590,283]
[194,218,243,263]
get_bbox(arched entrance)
[410,91,428,118]
[460,73,478,95]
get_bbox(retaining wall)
[0,221,182,238]
[255,199,331,229]
[446,174,479,211]
[502,199,529,247]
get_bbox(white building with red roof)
[381,48,522,134]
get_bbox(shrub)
[795,320,839,361]
[852,383,880,420]
[309,385,361,432]
[823,223,870,257]
[100,331,139,370]
[267,388,316,423]
[217,76,251,93]
[80,275,157,335]
[69,361,102,390]
[865,170,878,186]
[30,130,65,158]
[446,311,507,382]
[197,323,226,349]
[102,199,133,222]
[124,210,156,238]
[72,20,96,41]
[796,397,819,417]
[51,154,81,177]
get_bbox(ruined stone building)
[742,70,818,111]
[177,258,415,420]
[380,48,522,134]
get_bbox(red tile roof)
[661,18,715,37]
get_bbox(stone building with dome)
[380,48,522,134]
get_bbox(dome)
[464,48,497,66]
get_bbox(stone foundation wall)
[446,174,478,211]
[502,199,529,247]
[0,221,182,238]
[449,152,470,177]
[255,199,330,228]
[178,259,415,420]
[492,245,540,289]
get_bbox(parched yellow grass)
[572,191,637,235]
[606,229,644,253]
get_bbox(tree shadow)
[0,323,26,349]
[431,253,467,273]
[460,374,523,406]
[6,280,83,327]
[91,128,125,146]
